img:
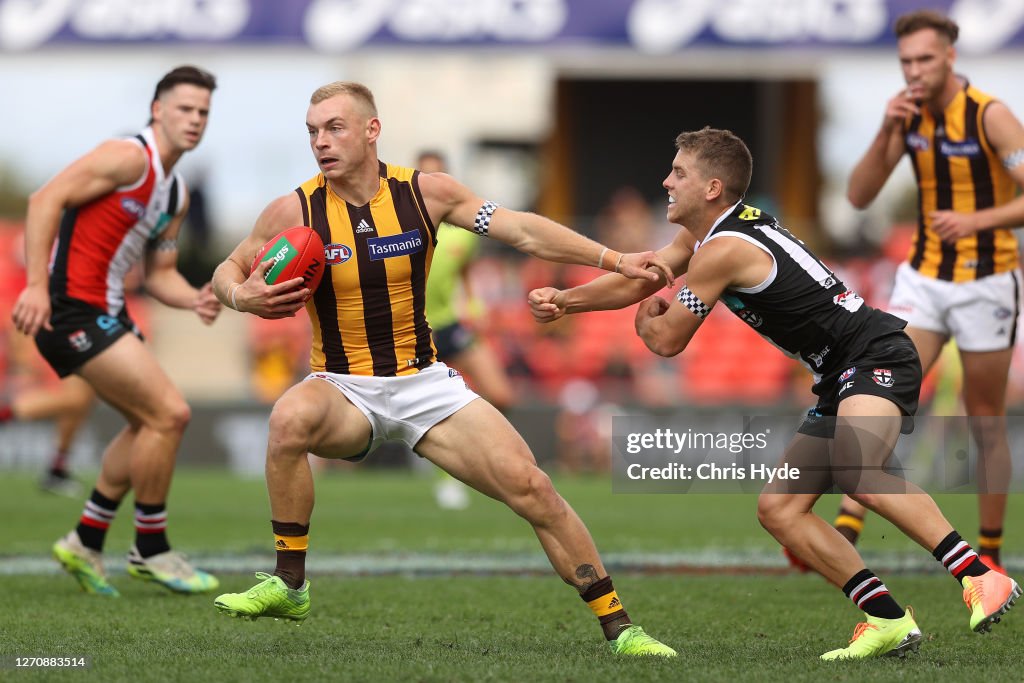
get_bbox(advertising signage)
[1,0,1022,54]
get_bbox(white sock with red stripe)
[842,569,905,619]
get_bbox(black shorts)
[35,295,143,378]
[431,321,476,363]
[798,331,921,438]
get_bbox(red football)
[251,226,326,294]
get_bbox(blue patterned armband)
[473,201,499,236]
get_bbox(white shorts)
[888,262,1021,352]
[304,362,479,456]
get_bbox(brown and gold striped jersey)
[295,161,439,376]
[903,81,1019,282]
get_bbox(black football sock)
[75,489,121,552]
[134,502,170,558]
[933,531,989,585]
[842,569,905,620]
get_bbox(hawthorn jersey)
[903,81,1019,282]
[295,162,439,377]
[48,126,184,314]
[700,203,906,381]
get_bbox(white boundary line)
[3,551,1019,576]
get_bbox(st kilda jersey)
[697,203,906,382]
[48,127,184,314]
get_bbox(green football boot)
[820,608,922,660]
[214,572,311,622]
[52,531,119,597]
[609,625,677,657]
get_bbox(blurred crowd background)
[3,0,1024,474]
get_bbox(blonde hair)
[309,81,378,117]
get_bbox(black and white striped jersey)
[696,202,906,382]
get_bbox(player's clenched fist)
[528,287,566,324]
[633,295,670,332]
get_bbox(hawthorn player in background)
[11,66,223,596]
[831,9,1024,572]
[210,81,677,656]
[529,127,1020,659]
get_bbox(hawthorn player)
[10,66,222,596]
[834,8,1024,574]
[210,80,678,656]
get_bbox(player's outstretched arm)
[12,140,147,336]
[847,90,913,209]
[419,172,675,285]
[635,239,734,357]
[529,228,696,324]
[143,191,221,325]
[212,193,309,319]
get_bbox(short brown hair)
[674,127,752,201]
[152,65,217,104]
[310,81,378,117]
[416,150,446,167]
[894,9,958,43]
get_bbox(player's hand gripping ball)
[251,226,326,297]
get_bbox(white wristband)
[597,246,609,269]
[229,283,240,311]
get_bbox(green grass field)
[1,470,1021,682]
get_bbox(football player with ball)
[210,81,677,656]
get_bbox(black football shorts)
[799,331,921,439]
[35,295,143,377]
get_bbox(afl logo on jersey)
[121,198,146,218]
[906,132,930,152]
[324,243,352,265]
